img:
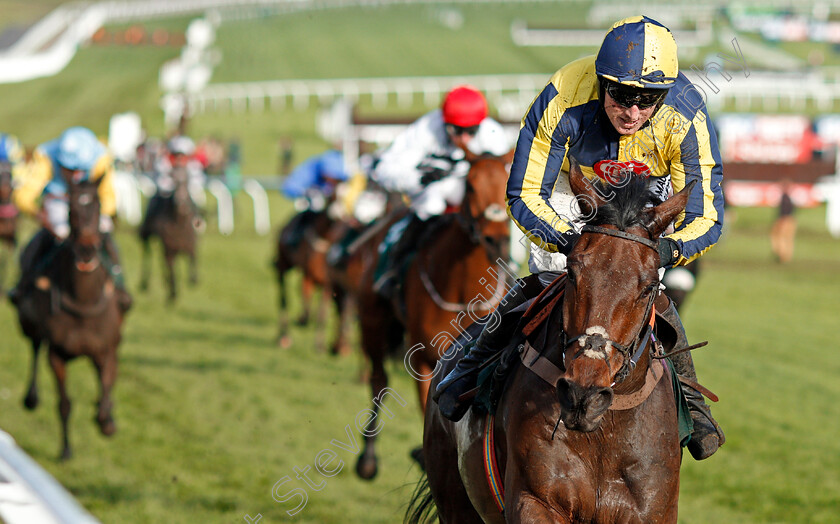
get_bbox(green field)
[0,201,838,523]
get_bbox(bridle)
[459,169,509,263]
[561,224,658,384]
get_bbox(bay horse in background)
[273,203,343,351]
[14,179,125,460]
[0,163,18,293]
[355,152,514,480]
[414,161,695,523]
[139,166,198,303]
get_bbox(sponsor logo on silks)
[593,159,651,185]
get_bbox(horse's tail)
[404,474,437,524]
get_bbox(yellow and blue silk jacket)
[507,56,724,266]
[14,138,116,217]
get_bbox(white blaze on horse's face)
[483,203,508,222]
[78,193,93,206]
[577,326,614,361]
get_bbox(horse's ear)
[501,148,515,165]
[568,156,603,217]
[643,180,697,237]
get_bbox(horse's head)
[462,150,513,259]
[554,159,694,432]
[171,167,193,218]
[68,178,103,255]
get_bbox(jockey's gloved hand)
[419,167,448,186]
[657,238,681,268]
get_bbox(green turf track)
[0,200,838,523]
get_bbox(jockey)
[280,149,350,249]
[0,133,24,172]
[435,16,726,460]
[371,85,511,297]
[142,134,206,232]
[9,126,132,312]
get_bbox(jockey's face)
[60,165,86,185]
[603,90,659,136]
[446,123,479,150]
[171,152,189,167]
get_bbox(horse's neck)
[422,222,496,297]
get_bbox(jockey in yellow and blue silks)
[10,126,132,311]
[435,16,725,461]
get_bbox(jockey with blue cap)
[434,16,725,460]
[280,149,350,249]
[10,126,132,312]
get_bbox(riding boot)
[433,276,540,421]
[659,297,725,460]
[8,229,54,305]
[374,214,426,299]
[102,233,133,313]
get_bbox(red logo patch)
[593,160,651,185]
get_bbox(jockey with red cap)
[372,85,511,298]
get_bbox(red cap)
[442,85,488,127]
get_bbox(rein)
[417,253,509,313]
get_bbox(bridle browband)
[564,224,659,384]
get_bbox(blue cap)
[0,133,23,164]
[56,127,103,171]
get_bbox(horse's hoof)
[22,393,39,411]
[409,446,425,471]
[138,282,148,292]
[355,454,378,480]
[295,315,309,327]
[98,417,117,437]
[330,344,351,357]
[276,335,292,349]
[60,448,72,461]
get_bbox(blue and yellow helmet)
[0,133,23,164]
[595,16,678,90]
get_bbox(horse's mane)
[587,175,658,231]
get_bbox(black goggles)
[445,123,480,136]
[603,81,667,110]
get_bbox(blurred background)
[0,1,838,523]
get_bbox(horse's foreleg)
[22,338,41,410]
[276,267,291,348]
[414,361,434,415]
[313,285,330,353]
[355,351,388,481]
[92,350,117,437]
[330,290,354,357]
[188,249,198,286]
[297,276,313,326]
[164,250,177,303]
[139,238,151,292]
[48,349,72,460]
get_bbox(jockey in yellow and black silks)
[435,16,725,461]
[10,126,132,312]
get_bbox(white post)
[208,178,234,235]
[243,179,271,236]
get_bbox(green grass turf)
[0,201,838,522]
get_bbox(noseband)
[563,224,658,384]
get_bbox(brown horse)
[273,206,343,351]
[15,178,125,459]
[414,162,695,523]
[354,153,513,480]
[139,166,198,303]
[0,163,18,293]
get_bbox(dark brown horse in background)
[15,179,125,459]
[414,162,695,523]
[355,153,513,480]
[273,205,343,351]
[0,163,18,294]
[139,166,198,303]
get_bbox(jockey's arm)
[372,119,430,195]
[507,84,582,255]
[93,155,117,218]
[282,156,319,199]
[665,114,725,266]
[13,148,51,216]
